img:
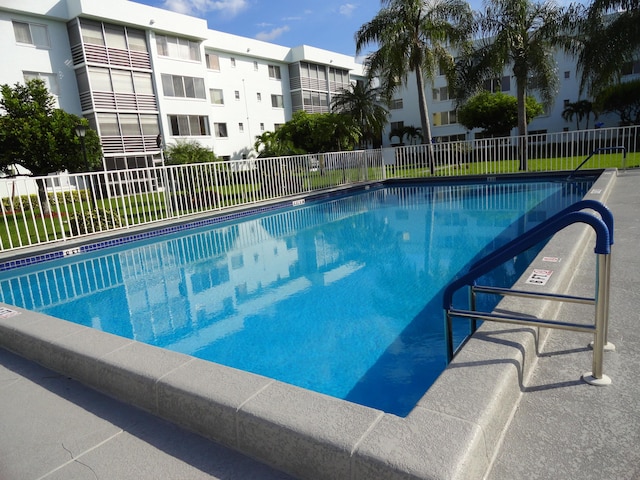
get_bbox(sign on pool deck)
[525,269,554,286]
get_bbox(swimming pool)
[0,177,593,416]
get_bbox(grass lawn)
[1,151,637,250]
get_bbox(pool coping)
[0,170,617,480]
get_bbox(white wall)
[0,9,81,113]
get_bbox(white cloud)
[339,3,356,16]
[162,0,248,17]
[255,25,290,42]
[162,0,193,15]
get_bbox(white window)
[104,25,126,50]
[260,122,265,131]
[97,113,120,136]
[13,21,49,48]
[433,87,449,102]
[482,76,510,93]
[111,70,134,93]
[214,122,228,137]
[257,92,262,102]
[271,94,284,108]
[133,72,154,94]
[88,67,113,91]
[230,57,236,67]
[127,29,147,52]
[206,53,220,70]
[80,20,104,46]
[23,72,59,95]
[120,114,141,135]
[254,61,259,70]
[235,90,240,100]
[239,122,244,132]
[390,98,403,110]
[161,74,206,99]
[390,121,404,132]
[168,115,210,136]
[268,65,281,79]
[156,35,201,61]
[140,114,160,136]
[210,88,224,105]
[432,110,458,126]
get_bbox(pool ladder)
[442,199,614,386]
[567,146,627,179]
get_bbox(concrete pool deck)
[0,169,637,479]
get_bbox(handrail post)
[583,253,612,386]
[445,310,454,363]
[470,286,478,334]
[603,246,614,350]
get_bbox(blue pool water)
[0,178,592,416]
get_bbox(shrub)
[2,194,38,213]
[69,208,123,235]
[48,190,82,205]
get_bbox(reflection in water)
[0,179,591,415]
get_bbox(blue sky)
[130,0,486,57]
[130,0,585,58]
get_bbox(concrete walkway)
[487,169,640,480]
[0,170,638,480]
[0,348,294,479]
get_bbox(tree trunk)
[516,78,528,171]
[35,177,51,215]
[415,70,435,175]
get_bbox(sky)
[131,0,588,59]
[129,0,488,58]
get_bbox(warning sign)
[525,269,553,285]
[542,256,561,263]
[0,307,20,318]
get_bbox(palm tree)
[387,125,423,145]
[331,81,389,148]
[355,0,473,174]
[561,100,595,130]
[577,0,640,96]
[455,0,581,170]
[561,101,583,129]
[403,125,424,145]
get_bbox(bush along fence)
[0,125,638,252]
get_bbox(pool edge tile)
[237,381,384,480]
[94,342,193,414]
[352,408,488,480]
[156,358,274,450]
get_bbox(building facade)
[0,0,364,172]
[2,0,638,173]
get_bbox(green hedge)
[69,208,123,235]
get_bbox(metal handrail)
[443,200,614,386]
[567,146,627,179]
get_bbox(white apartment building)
[0,0,364,172]
[390,51,640,145]
[2,0,638,173]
